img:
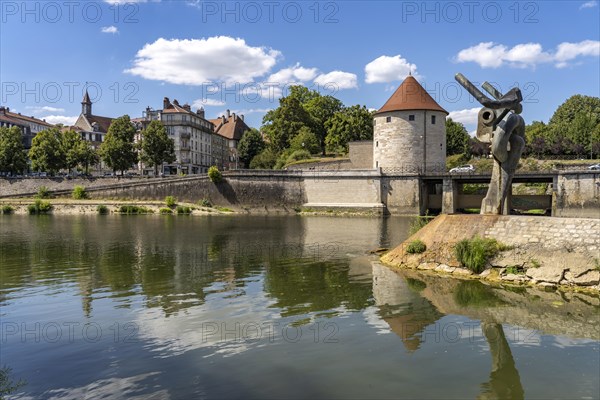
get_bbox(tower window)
[386,116,391,123]
[376,141,379,147]
[431,115,436,124]
[409,115,415,121]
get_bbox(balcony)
[181,158,191,164]
[180,132,191,139]
[180,143,191,151]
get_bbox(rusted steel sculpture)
[455,73,525,214]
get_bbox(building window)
[386,116,391,123]
[431,115,436,124]
[409,115,415,121]
[376,141,379,147]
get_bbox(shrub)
[72,185,88,199]
[35,186,51,199]
[118,205,152,214]
[97,205,109,214]
[160,207,173,214]
[199,198,212,208]
[454,236,501,274]
[165,196,177,208]
[176,205,192,214]
[28,199,52,214]
[1,205,15,214]
[208,166,222,183]
[409,214,432,236]
[406,239,427,254]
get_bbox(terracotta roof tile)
[210,116,250,141]
[4,111,53,126]
[86,115,114,133]
[376,75,448,115]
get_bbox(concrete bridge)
[1,169,598,218]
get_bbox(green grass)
[506,266,525,275]
[72,185,88,199]
[406,239,427,254]
[1,205,14,214]
[34,186,51,199]
[215,206,233,213]
[530,259,541,268]
[28,199,52,214]
[454,236,504,274]
[165,196,177,208]
[96,205,109,215]
[160,207,174,214]
[408,214,432,236]
[199,198,212,208]
[176,205,192,214]
[118,205,153,214]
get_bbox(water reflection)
[1,215,598,399]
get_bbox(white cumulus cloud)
[125,36,281,85]
[43,115,78,126]
[314,70,358,90]
[101,26,119,34]
[580,1,598,9]
[448,108,480,125]
[456,40,600,69]
[364,55,417,84]
[266,63,318,84]
[192,99,226,108]
[26,106,65,113]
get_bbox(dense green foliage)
[176,205,192,214]
[165,196,177,208]
[29,127,65,174]
[446,118,470,157]
[1,205,14,214]
[97,205,109,214]
[35,186,51,199]
[208,166,222,183]
[139,120,175,175]
[72,185,88,199]
[406,239,427,254]
[160,207,174,214]
[118,205,152,214]
[454,236,502,274]
[28,199,52,214]
[251,85,372,168]
[523,95,600,158]
[237,128,265,168]
[99,115,138,175]
[0,126,28,175]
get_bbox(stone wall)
[555,172,600,218]
[348,141,373,169]
[373,110,446,171]
[303,170,382,206]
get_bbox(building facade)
[210,110,250,170]
[140,98,216,175]
[72,91,115,149]
[373,75,447,173]
[0,106,53,149]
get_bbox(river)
[1,215,598,399]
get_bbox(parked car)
[588,163,600,171]
[449,164,475,173]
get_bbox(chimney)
[182,103,191,111]
[222,115,226,123]
[232,112,236,121]
[0,107,5,115]
[226,109,231,118]
[240,114,244,121]
[173,99,180,106]
[196,107,205,119]
[163,97,170,109]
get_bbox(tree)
[324,105,373,153]
[249,147,277,169]
[237,128,265,168]
[79,141,99,174]
[289,126,321,154]
[0,126,28,175]
[549,95,600,127]
[262,96,313,152]
[445,118,470,156]
[99,115,138,175]
[305,95,343,154]
[29,127,65,175]
[61,130,85,173]
[139,120,176,176]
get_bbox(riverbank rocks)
[381,214,599,293]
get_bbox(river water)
[1,215,598,399]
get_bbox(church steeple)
[81,90,92,116]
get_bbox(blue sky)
[1,0,599,133]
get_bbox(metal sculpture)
[455,73,526,214]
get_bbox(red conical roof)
[376,75,448,115]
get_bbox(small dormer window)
[431,115,436,124]
[386,117,391,123]
[409,115,415,121]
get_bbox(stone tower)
[81,90,92,117]
[373,75,448,173]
